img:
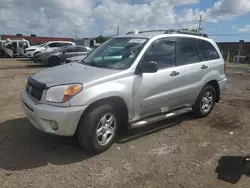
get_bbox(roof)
[115,31,166,39]
[115,30,209,39]
[46,41,74,43]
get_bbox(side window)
[58,43,71,47]
[176,38,199,66]
[198,40,219,61]
[48,43,57,47]
[76,46,87,52]
[142,40,176,69]
[65,47,77,53]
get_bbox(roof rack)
[126,29,208,37]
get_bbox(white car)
[24,41,75,58]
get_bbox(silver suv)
[21,30,227,154]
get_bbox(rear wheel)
[192,85,216,118]
[77,104,119,154]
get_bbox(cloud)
[0,0,250,37]
[238,25,250,32]
[206,0,250,21]
[93,0,178,35]
[0,0,94,36]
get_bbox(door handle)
[170,71,180,77]
[201,65,208,70]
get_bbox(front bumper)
[24,51,35,58]
[21,90,88,136]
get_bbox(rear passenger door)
[197,39,221,75]
[173,37,210,105]
[75,46,88,56]
[61,46,77,60]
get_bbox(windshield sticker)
[128,39,146,44]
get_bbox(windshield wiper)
[81,60,102,68]
[81,60,122,70]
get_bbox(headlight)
[45,84,83,103]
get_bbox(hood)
[66,55,86,61]
[26,46,39,50]
[31,62,121,87]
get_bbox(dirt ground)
[0,58,250,188]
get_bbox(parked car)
[63,54,87,64]
[21,29,227,154]
[0,38,30,57]
[33,45,92,66]
[24,41,75,59]
[0,40,6,46]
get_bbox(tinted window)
[57,43,71,47]
[76,46,87,52]
[142,40,175,69]
[198,40,219,61]
[176,38,199,65]
[48,43,57,47]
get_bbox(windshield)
[83,37,148,70]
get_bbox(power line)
[117,25,120,36]
[210,33,250,36]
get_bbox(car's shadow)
[0,114,196,171]
[16,58,33,62]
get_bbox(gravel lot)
[0,58,250,188]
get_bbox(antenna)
[51,18,54,37]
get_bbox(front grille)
[26,77,47,101]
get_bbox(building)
[1,34,73,44]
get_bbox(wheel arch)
[204,80,220,103]
[75,96,129,134]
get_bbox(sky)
[1,0,250,42]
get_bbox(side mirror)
[62,50,66,54]
[136,61,158,74]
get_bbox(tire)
[77,104,119,154]
[192,85,216,118]
[48,57,60,67]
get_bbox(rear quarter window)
[198,39,220,61]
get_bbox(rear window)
[198,39,219,61]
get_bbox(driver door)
[133,38,179,120]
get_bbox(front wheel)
[77,104,119,154]
[48,57,60,67]
[192,85,216,118]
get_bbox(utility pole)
[51,19,54,37]
[198,15,203,33]
[117,25,120,36]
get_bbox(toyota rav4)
[21,30,227,154]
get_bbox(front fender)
[69,77,134,118]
